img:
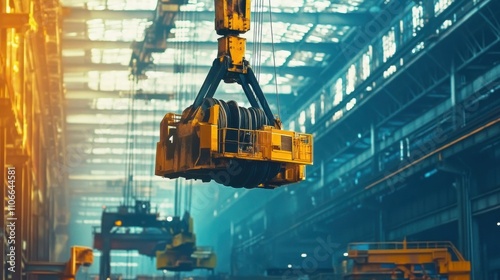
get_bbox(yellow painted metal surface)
[215,0,250,35]
[156,249,194,271]
[199,124,217,150]
[169,232,196,250]
[345,241,471,280]
[0,13,29,28]
[63,246,93,280]
[218,36,247,72]
[194,251,217,269]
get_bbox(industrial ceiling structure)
[60,0,380,276]
[52,0,499,276]
[3,0,500,278]
[61,0,377,194]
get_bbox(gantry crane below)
[93,200,216,279]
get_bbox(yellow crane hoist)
[155,0,313,189]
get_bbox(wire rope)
[124,79,137,207]
[267,0,281,119]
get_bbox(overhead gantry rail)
[128,0,189,80]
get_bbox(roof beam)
[65,89,174,100]
[64,88,294,100]
[64,62,317,76]
[64,8,371,26]
[62,38,339,53]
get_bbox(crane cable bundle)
[252,0,281,118]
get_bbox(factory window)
[333,78,343,106]
[361,46,372,80]
[434,0,454,16]
[309,103,316,125]
[110,262,138,267]
[289,120,296,131]
[346,64,356,95]
[441,19,453,30]
[383,65,398,78]
[412,41,425,54]
[75,219,100,225]
[77,211,101,217]
[109,0,157,10]
[320,93,325,115]
[412,4,424,36]
[86,19,148,42]
[82,196,121,202]
[91,48,131,65]
[346,98,357,111]
[333,110,343,122]
[299,110,306,125]
[382,28,396,63]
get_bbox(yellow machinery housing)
[155,101,312,188]
[344,241,471,280]
[155,0,313,188]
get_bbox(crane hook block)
[215,0,251,35]
[155,98,313,189]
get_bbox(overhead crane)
[155,0,313,189]
[129,0,188,80]
[94,200,216,279]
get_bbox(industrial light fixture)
[166,216,173,222]
[301,253,307,258]
[497,222,500,226]
[287,264,292,268]
[343,252,348,257]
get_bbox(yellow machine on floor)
[25,246,93,280]
[344,241,471,280]
[155,0,313,189]
[156,212,216,271]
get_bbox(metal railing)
[218,127,313,163]
[347,241,466,261]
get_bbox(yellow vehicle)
[344,241,471,280]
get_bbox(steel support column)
[451,59,457,129]
[0,123,6,280]
[470,217,483,280]
[456,172,472,260]
[99,234,111,279]
[377,209,386,242]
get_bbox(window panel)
[382,28,396,63]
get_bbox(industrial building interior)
[1,0,500,279]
